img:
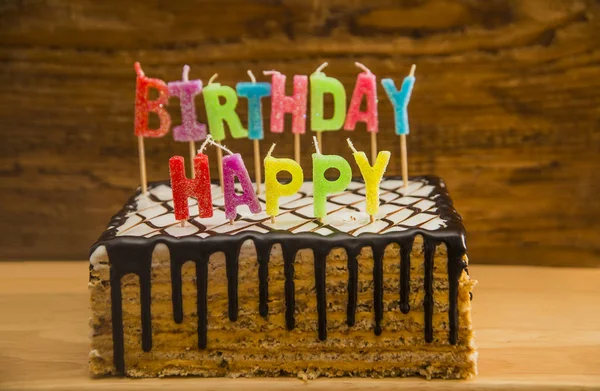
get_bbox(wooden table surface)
[0,262,599,390]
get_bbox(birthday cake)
[89,176,476,379]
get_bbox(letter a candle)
[134,62,171,194]
[381,64,416,189]
[312,136,352,222]
[209,141,261,224]
[347,138,390,222]
[236,70,272,194]
[310,62,347,153]
[344,62,379,164]
[264,143,304,223]
[168,65,207,179]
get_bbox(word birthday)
[133,61,417,225]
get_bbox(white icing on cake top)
[113,178,448,239]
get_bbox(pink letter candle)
[167,65,207,142]
[265,71,308,134]
[344,63,378,133]
[134,62,171,138]
[169,154,213,222]
[222,153,262,222]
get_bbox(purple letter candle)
[168,65,207,142]
[222,153,261,221]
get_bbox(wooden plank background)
[0,0,598,265]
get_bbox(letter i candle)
[168,65,207,178]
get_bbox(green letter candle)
[347,138,390,218]
[202,75,248,141]
[264,144,304,218]
[310,62,347,132]
[312,136,352,219]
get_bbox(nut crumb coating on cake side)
[89,176,477,379]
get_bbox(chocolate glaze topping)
[91,176,468,375]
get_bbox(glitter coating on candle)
[169,154,213,221]
[381,75,416,135]
[352,150,390,216]
[268,71,308,134]
[203,83,248,141]
[167,65,207,142]
[222,153,261,220]
[236,82,271,140]
[134,62,171,138]
[344,71,379,133]
[312,153,352,218]
[310,68,346,132]
[264,152,304,217]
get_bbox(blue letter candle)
[236,81,271,140]
[381,72,416,135]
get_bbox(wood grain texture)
[0,1,599,264]
[1,262,600,390]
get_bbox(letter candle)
[168,65,207,178]
[209,140,261,224]
[312,135,352,222]
[347,138,390,223]
[381,64,416,189]
[203,73,249,191]
[264,143,304,224]
[264,70,308,164]
[310,62,347,153]
[168,136,214,227]
[134,62,171,194]
[344,62,379,164]
[236,70,272,194]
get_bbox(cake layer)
[89,176,476,379]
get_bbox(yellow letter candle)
[264,143,304,222]
[312,136,352,220]
[347,138,390,220]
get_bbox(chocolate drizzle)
[91,176,468,376]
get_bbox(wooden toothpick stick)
[370,131,377,165]
[137,135,148,194]
[253,139,261,194]
[316,131,323,154]
[294,133,300,164]
[188,140,196,178]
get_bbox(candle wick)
[247,70,256,83]
[198,135,213,153]
[134,62,145,77]
[266,143,276,157]
[354,62,371,74]
[263,70,278,76]
[315,62,329,74]
[182,65,190,82]
[346,138,358,153]
[208,73,219,85]
[313,135,321,155]
[409,64,416,77]
[209,139,234,155]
